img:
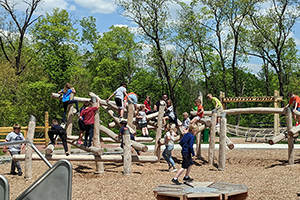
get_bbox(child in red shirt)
[190,99,204,125]
[284,92,300,126]
[79,99,100,147]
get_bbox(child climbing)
[182,112,191,133]
[48,119,69,156]
[162,124,177,172]
[190,99,204,125]
[106,82,132,120]
[117,121,141,155]
[163,100,179,127]
[79,98,100,147]
[58,83,79,124]
[136,105,149,137]
[171,124,198,185]
[284,91,300,126]
[207,93,223,127]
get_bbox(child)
[163,100,179,127]
[207,93,223,127]
[162,124,177,172]
[79,98,100,147]
[171,124,198,185]
[77,105,85,144]
[136,105,149,137]
[58,83,79,124]
[284,92,300,126]
[3,124,25,176]
[182,112,191,132]
[124,92,138,111]
[106,82,131,120]
[117,121,141,155]
[190,99,204,125]
[48,119,69,156]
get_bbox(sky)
[14,0,300,74]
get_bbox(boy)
[190,99,204,125]
[3,124,25,176]
[106,82,132,120]
[207,93,223,127]
[117,121,141,155]
[284,92,300,126]
[48,119,69,156]
[182,112,190,133]
[79,98,100,147]
[171,124,198,185]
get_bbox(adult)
[153,94,168,111]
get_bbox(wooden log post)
[218,115,227,171]
[286,108,294,165]
[25,115,36,180]
[123,128,132,175]
[92,96,104,173]
[274,90,280,135]
[44,111,49,147]
[208,111,217,165]
[65,93,74,155]
[127,101,134,133]
[196,124,205,158]
[288,125,300,136]
[154,104,165,160]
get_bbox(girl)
[136,105,149,137]
[58,83,79,124]
[162,124,177,172]
[144,95,155,114]
[163,100,179,127]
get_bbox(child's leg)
[62,102,68,122]
[60,132,69,153]
[79,131,84,141]
[145,127,149,136]
[142,127,146,136]
[185,165,193,177]
[84,126,89,147]
[190,118,197,125]
[120,108,124,118]
[174,168,185,179]
[88,124,94,147]
[162,147,170,165]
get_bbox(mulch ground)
[1,139,300,199]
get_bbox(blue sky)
[15,0,300,73]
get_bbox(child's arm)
[123,91,133,102]
[107,93,115,102]
[71,87,76,93]
[2,140,8,153]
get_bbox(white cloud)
[15,0,70,15]
[244,63,261,74]
[73,0,117,14]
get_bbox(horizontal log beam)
[268,133,286,145]
[67,140,103,155]
[221,96,282,103]
[51,93,91,103]
[288,125,300,136]
[13,154,158,163]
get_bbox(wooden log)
[274,90,280,135]
[218,116,226,171]
[123,128,132,175]
[91,96,104,173]
[268,133,286,145]
[286,108,294,165]
[45,144,54,155]
[13,154,158,163]
[51,92,91,103]
[67,139,103,155]
[208,112,217,165]
[199,117,212,127]
[44,112,49,147]
[196,129,202,159]
[25,115,36,180]
[127,101,134,132]
[65,92,74,155]
[288,125,300,136]
[154,105,165,160]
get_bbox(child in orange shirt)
[190,99,204,125]
[284,92,300,126]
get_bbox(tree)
[0,0,43,75]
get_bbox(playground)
[1,145,300,200]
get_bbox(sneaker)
[296,122,299,126]
[171,178,181,185]
[216,123,220,127]
[183,176,194,182]
[77,141,83,145]
[113,113,118,117]
[168,165,172,171]
[66,152,69,156]
[18,172,23,176]
[60,123,66,129]
[170,168,178,172]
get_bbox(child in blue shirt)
[171,124,198,185]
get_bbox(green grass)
[0,150,5,156]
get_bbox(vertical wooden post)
[127,101,134,134]
[66,93,74,155]
[92,97,104,173]
[274,90,280,135]
[25,115,36,180]
[208,111,217,165]
[44,111,49,147]
[286,108,294,165]
[123,128,132,175]
[218,115,226,171]
[219,91,225,109]
[155,105,165,160]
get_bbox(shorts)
[78,119,85,131]
[195,116,201,120]
[296,107,300,112]
[138,122,147,129]
[128,94,138,104]
[214,106,223,117]
[181,153,193,169]
[115,98,124,109]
